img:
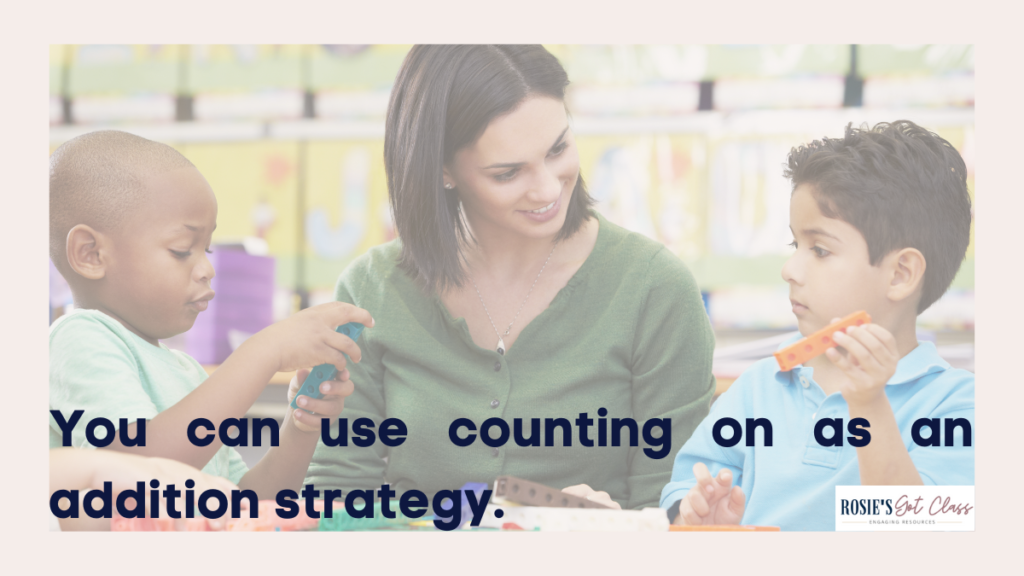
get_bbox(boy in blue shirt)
[49,130,373,500]
[661,121,974,531]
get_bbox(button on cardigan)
[304,213,716,509]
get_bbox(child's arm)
[233,368,353,497]
[103,302,373,475]
[49,448,240,531]
[661,374,750,525]
[827,324,923,485]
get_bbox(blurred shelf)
[49,107,974,146]
[269,119,384,140]
[688,256,973,292]
[202,364,293,385]
[51,121,265,145]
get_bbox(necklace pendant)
[496,336,505,355]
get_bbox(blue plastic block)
[290,322,364,410]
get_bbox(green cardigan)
[305,213,715,509]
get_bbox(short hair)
[385,45,595,294]
[784,120,972,313]
[49,130,195,276]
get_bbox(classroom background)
[48,45,974,461]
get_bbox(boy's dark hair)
[784,120,972,313]
[384,44,594,295]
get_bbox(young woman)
[304,45,715,510]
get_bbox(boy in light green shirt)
[49,130,373,500]
[49,309,250,482]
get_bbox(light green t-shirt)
[49,309,249,484]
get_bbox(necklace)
[470,242,558,355]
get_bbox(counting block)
[493,475,614,510]
[290,322,364,410]
[318,501,413,532]
[111,515,211,531]
[225,500,320,532]
[773,311,871,372]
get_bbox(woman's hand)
[287,368,356,433]
[561,484,622,509]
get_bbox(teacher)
[304,45,715,509]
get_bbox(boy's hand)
[251,302,374,374]
[287,368,356,433]
[825,320,899,408]
[676,463,745,526]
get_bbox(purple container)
[187,250,275,365]
[209,249,275,281]
[187,335,236,366]
[195,299,273,325]
[191,309,272,339]
[207,276,275,304]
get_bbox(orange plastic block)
[108,499,339,532]
[225,518,277,531]
[773,311,871,372]
[225,499,320,532]
[111,499,321,532]
[111,515,210,531]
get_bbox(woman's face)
[446,95,580,241]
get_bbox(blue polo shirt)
[660,339,974,531]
